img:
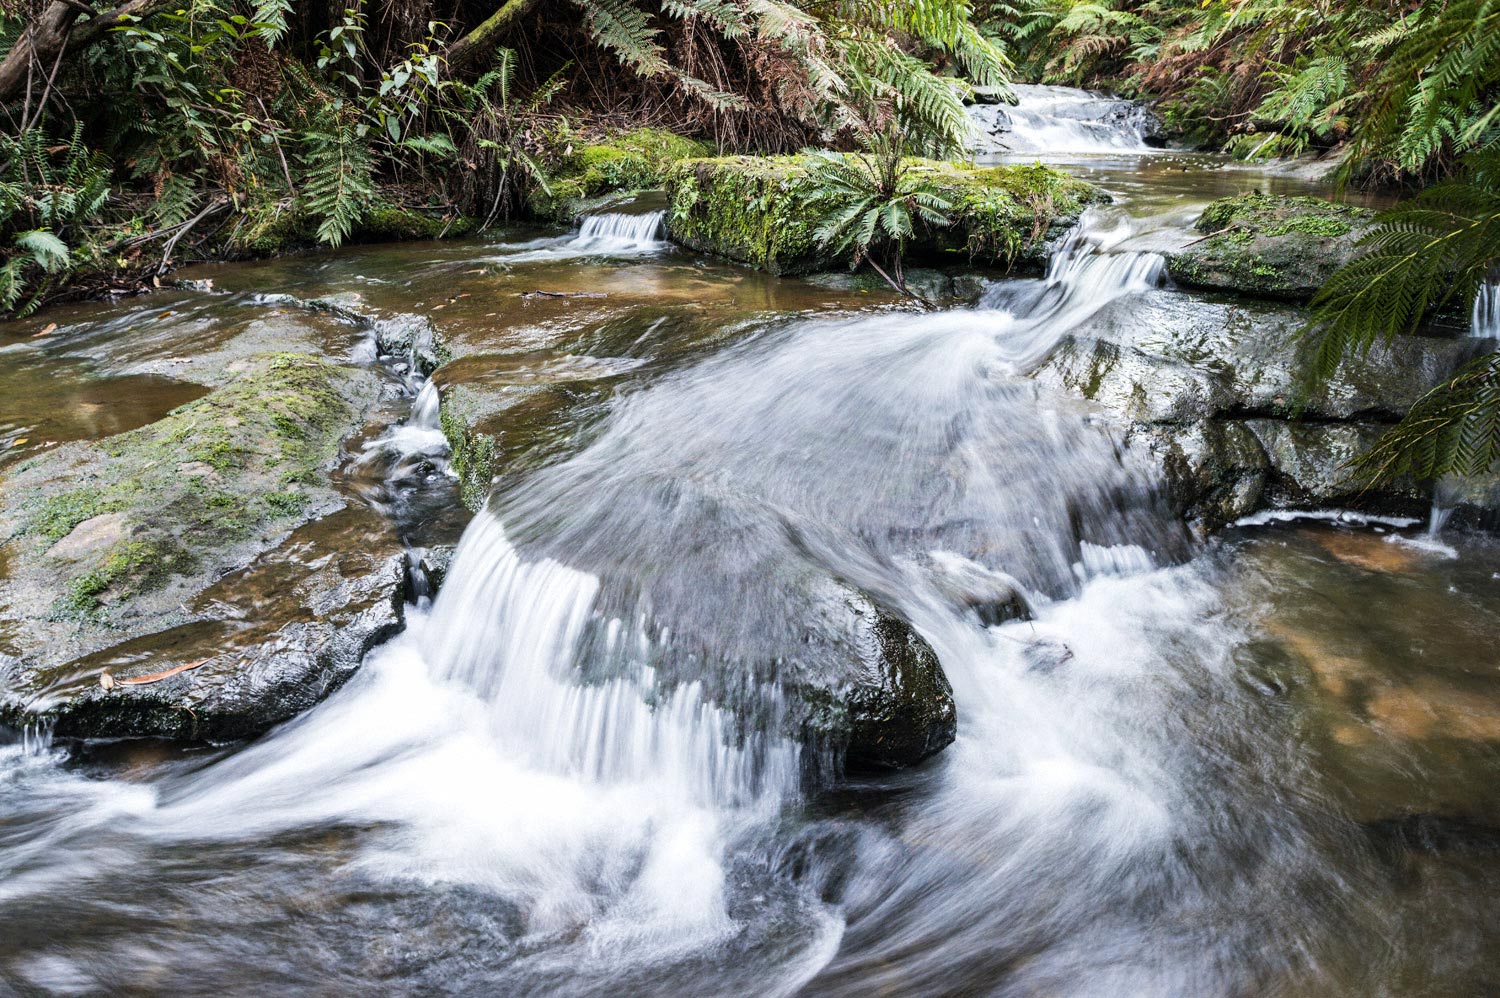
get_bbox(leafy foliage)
[807,130,953,297]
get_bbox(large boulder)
[0,506,407,740]
[0,346,405,739]
[665,155,1104,276]
[1165,193,1376,301]
[1029,290,1488,527]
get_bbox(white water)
[490,210,668,263]
[969,84,1156,156]
[1475,279,1500,337]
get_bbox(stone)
[665,155,1105,276]
[0,506,407,740]
[1165,193,1377,301]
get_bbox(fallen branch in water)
[517,290,608,298]
[99,658,210,689]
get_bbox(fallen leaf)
[11,438,28,447]
[99,672,115,690]
[31,323,57,338]
[115,658,211,687]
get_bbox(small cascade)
[19,717,54,756]
[1474,279,1500,338]
[487,209,669,262]
[977,207,1167,369]
[575,210,666,246]
[969,84,1157,156]
[427,514,801,807]
[1043,210,1167,297]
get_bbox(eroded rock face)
[1029,290,1490,527]
[1165,193,1376,301]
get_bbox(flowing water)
[2,92,1500,997]
[968,84,1158,156]
[1476,279,1500,338]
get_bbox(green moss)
[261,490,309,517]
[358,204,477,241]
[1195,192,1367,235]
[25,483,142,544]
[439,397,498,511]
[60,537,197,616]
[533,128,714,221]
[664,155,1104,275]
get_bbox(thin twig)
[157,197,228,274]
[1182,224,1244,247]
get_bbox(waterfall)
[1475,279,1499,338]
[968,84,1156,157]
[426,514,801,807]
[575,210,666,246]
[487,209,668,262]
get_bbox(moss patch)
[664,155,1104,276]
[8,353,361,625]
[1167,193,1376,301]
[532,128,714,221]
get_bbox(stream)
[2,88,1499,997]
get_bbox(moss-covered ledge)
[530,128,715,222]
[664,155,1105,276]
[1165,193,1376,301]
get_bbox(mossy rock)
[531,128,714,222]
[1165,193,1376,301]
[663,155,1104,276]
[0,353,381,660]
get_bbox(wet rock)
[0,507,406,740]
[926,552,1033,626]
[1165,193,1376,301]
[0,353,395,738]
[804,576,954,768]
[665,156,1104,275]
[1029,290,1491,527]
[1145,419,1269,528]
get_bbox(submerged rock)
[1232,529,1500,827]
[1165,193,1376,301]
[665,155,1104,275]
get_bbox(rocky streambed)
[0,155,1495,769]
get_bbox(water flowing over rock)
[1476,279,1500,338]
[967,84,1160,156]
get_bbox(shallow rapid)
[2,100,1499,998]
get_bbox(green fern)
[1347,352,1500,484]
